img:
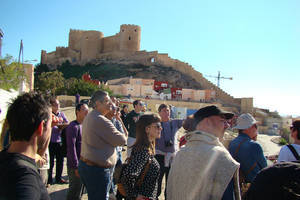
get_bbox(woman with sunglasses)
[277,120,300,162]
[119,114,162,200]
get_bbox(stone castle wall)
[41,24,248,110]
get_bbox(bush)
[279,138,288,145]
[0,56,25,90]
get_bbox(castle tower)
[69,29,84,51]
[80,31,103,62]
[41,50,47,64]
[119,24,141,51]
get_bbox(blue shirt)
[155,119,183,153]
[229,133,267,183]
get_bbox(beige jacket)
[167,130,240,200]
[81,109,127,167]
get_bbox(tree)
[0,55,25,91]
[35,71,65,95]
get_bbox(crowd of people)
[0,90,300,200]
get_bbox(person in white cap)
[229,113,267,184]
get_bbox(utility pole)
[206,71,233,88]
[0,29,3,58]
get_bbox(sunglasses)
[150,123,162,129]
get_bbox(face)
[96,95,112,114]
[207,115,228,138]
[146,122,162,140]
[248,124,258,140]
[159,107,170,122]
[135,102,143,112]
[77,104,89,122]
[290,127,298,141]
[51,99,60,114]
[38,108,52,149]
[123,106,129,113]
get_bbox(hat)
[193,105,234,122]
[233,113,257,130]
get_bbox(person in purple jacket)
[66,103,89,200]
[48,97,69,185]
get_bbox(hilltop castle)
[41,24,253,112]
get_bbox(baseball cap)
[233,113,257,130]
[193,105,234,122]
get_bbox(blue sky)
[1,0,300,116]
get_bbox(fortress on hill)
[41,24,253,112]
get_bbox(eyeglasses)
[150,123,162,129]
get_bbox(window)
[122,29,124,32]
[135,29,137,32]
[129,36,131,40]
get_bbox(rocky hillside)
[57,61,204,89]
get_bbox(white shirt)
[277,144,300,162]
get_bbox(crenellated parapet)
[40,24,244,109]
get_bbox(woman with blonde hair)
[120,114,162,200]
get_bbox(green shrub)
[279,138,288,145]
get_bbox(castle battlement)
[40,24,244,109]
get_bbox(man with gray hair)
[78,90,127,200]
[229,113,267,184]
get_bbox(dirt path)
[48,107,282,199]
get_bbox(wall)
[41,24,245,110]
[101,34,120,53]
[182,88,193,100]
[80,31,103,62]
[240,97,254,114]
[23,64,34,91]
[119,24,141,51]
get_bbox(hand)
[136,195,148,200]
[75,169,80,178]
[35,154,46,167]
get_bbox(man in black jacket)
[0,92,52,200]
[125,100,143,157]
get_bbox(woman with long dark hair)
[120,114,162,200]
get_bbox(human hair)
[183,115,197,132]
[49,96,58,105]
[75,103,85,115]
[291,120,300,140]
[133,100,141,108]
[158,104,168,112]
[132,113,161,155]
[6,92,51,142]
[89,90,108,109]
[122,104,128,109]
